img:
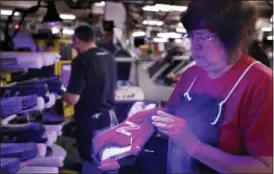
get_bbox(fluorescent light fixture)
[175,39,183,43]
[95,1,105,7]
[142,5,159,12]
[261,27,272,32]
[176,27,186,33]
[270,15,273,22]
[267,35,273,40]
[153,37,168,43]
[42,1,62,26]
[51,27,60,34]
[142,20,163,26]
[155,4,171,12]
[132,31,146,37]
[0,9,20,16]
[143,4,187,12]
[157,32,181,39]
[60,14,76,20]
[62,28,74,35]
[170,5,187,12]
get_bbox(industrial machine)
[138,51,192,102]
[115,57,145,102]
[114,56,147,122]
[154,56,191,86]
[35,39,77,60]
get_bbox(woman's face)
[188,29,229,73]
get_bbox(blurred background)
[0,1,272,173]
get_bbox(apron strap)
[109,109,119,126]
[183,77,197,101]
[211,61,260,125]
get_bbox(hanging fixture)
[42,1,62,26]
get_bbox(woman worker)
[151,1,273,173]
[98,1,273,173]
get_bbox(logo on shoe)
[96,51,108,56]
[116,121,140,136]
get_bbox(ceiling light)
[153,37,168,43]
[175,39,183,43]
[261,27,272,32]
[51,27,60,34]
[0,9,20,16]
[155,4,171,12]
[270,15,273,23]
[267,35,273,40]
[62,28,74,35]
[176,27,186,33]
[94,1,105,7]
[132,31,146,37]
[170,5,187,12]
[142,20,163,26]
[142,5,159,12]
[60,14,76,20]
[42,1,62,26]
[143,4,187,12]
[157,32,181,39]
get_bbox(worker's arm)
[63,92,80,106]
[64,58,86,106]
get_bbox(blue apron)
[167,61,259,173]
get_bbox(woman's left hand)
[152,110,201,154]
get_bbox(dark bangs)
[181,5,215,33]
[180,1,257,56]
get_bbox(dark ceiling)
[0,0,272,30]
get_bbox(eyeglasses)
[182,33,217,44]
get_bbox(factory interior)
[0,0,273,174]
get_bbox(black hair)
[181,1,257,57]
[74,25,95,43]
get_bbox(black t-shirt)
[67,47,117,118]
